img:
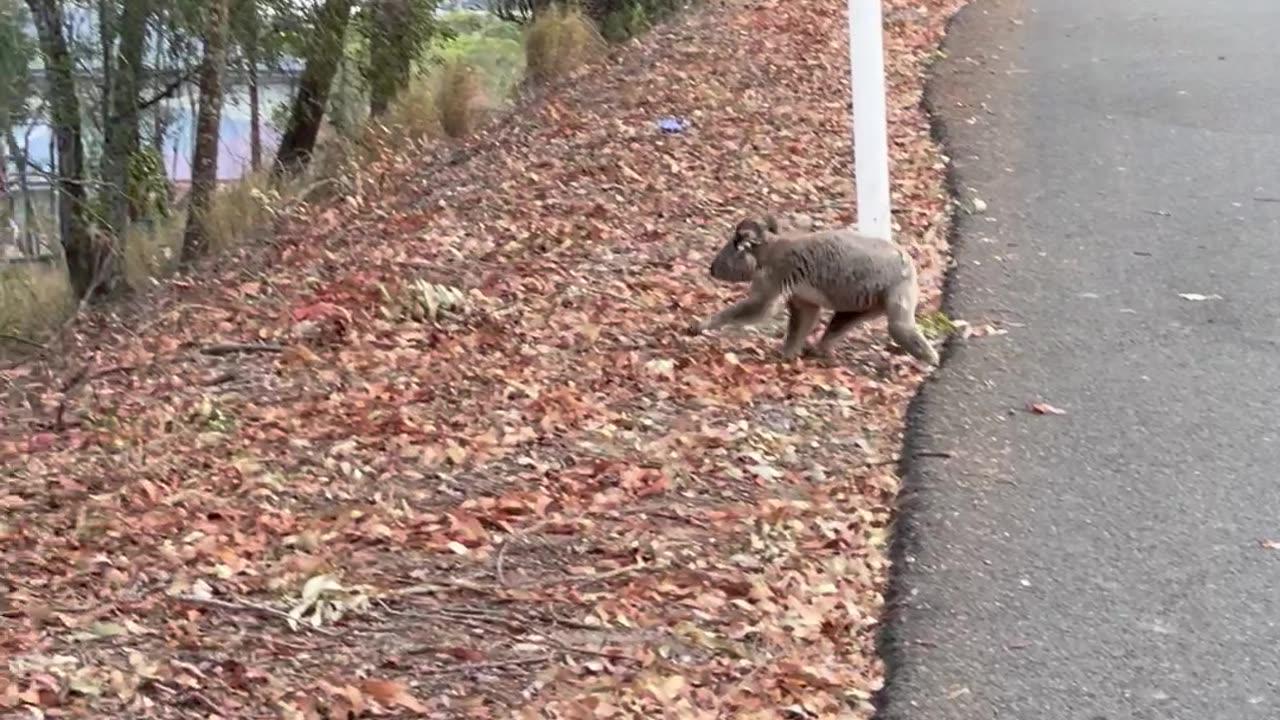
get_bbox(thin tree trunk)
[248,57,261,172]
[0,103,11,249]
[271,0,354,179]
[24,0,96,296]
[9,130,37,255]
[236,0,263,172]
[103,0,150,238]
[98,0,114,138]
[367,0,411,118]
[181,0,230,262]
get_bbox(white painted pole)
[848,0,893,242]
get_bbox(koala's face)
[708,218,768,283]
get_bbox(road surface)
[879,1,1280,718]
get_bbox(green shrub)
[602,2,650,42]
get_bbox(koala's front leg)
[780,299,821,360]
[688,291,779,336]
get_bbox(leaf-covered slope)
[1,0,964,716]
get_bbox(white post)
[848,0,892,242]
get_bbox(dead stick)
[55,364,135,431]
[864,450,954,467]
[173,594,339,636]
[417,655,553,676]
[396,559,647,599]
[495,517,557,587]
[0,333,45,350]
[200,342,284,357]
[525,561,646,590]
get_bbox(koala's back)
[759,229,913,312]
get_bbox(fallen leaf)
[361,679,428,713]
[1027,402,1067,416]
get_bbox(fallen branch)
[202,370,240,386]
[173,594,339,636]
[394,560,647,598]
[494,517,557,587]
[864,450,954,467]
[525,561,646,590]
[0,333,46,350]
[54,364,136,431]
[417,654,553,676]
[389,604,635,665]
[200,342,285,357]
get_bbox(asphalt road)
[878,1,1280,718]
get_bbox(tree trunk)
[103,0,150,239]
[180,0,230,263]
[8,129,37,255]
[25,0,96,296]
[367,0,412,118]
[271,0,354,179]
[236,0,263,172]
[248,56,261,172]
[0,102,10,250]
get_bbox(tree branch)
[121,66,201,121]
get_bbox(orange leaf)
[360,679,428,714]
[1026,401,1067,416]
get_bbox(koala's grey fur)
[693,215,939,365]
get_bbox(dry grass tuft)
[202,172,280,255]
[438,60,486,138]
[524,3,604,84]
[122,214,185,288]
[0,259,74,347]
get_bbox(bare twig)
[122,67,201,120]
[202,370,240,386]
[391,578,503,596]
[525,561,646,590]
[54,364,135,431]
[863,450,954,467]
[417,654,553,676]
[173,594,339,636]
[200,342,285,356]
[0,333,45,350]
[386,604,635,665]
[494,517,557,587]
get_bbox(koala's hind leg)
[781,299,822,360]
[884,280,940,365]
[807,309,877,357]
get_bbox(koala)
[691,216,939,365]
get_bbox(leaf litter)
[0,0,967,716]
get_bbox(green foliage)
[491,0,685,33]
[918,310,958,340]
[601,2,649,42]
[432,15,524,103]
[126,148,172,221]
[438,10,522,42]
[0,0,33,123]
[356,0,453,114]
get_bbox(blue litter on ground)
[657,117,689,134]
